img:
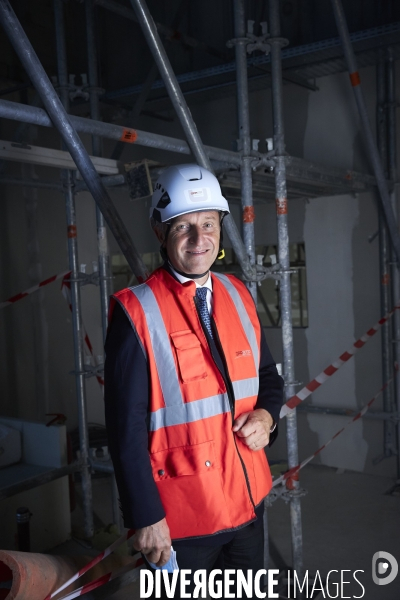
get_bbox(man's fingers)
[250,434,269,451]
[132,518,172,563]
[234,410,273,450]
[145,548,162,565]
[242,429,269,449]
[235,416,270,450]
[232,411,250,432]
[132,537,152,554]
[145,543,171,566]
[156,547,171,567]
[241,429,260,447]
[235,419,257,438]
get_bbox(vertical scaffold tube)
[376,58,395,460]
[129,0,257,283]
[387,48,400,477]
[232,0,266,574]
[85,0,112,343]
[233,0,257,302]
[54,0,94,539]
[330,0,400,266]
[85,0,122,532]
[269,0,303,577]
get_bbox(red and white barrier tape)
[0,270,71,310]
[280,303,400,419]
[274,376,393,489]
[44,529,135,600]
[61,274,104,388]
[55,555,143,600]
[0,271,104,388]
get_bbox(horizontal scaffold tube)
[0,98,242,166]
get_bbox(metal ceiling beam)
[104,22,400,101]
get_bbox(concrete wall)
[0,61,399,479]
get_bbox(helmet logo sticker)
[184,187,210,204]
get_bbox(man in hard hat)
[105,164,283,595]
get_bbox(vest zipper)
[193,296,256,510]
[211,320,256,511]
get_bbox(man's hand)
[132,517,171,567]
[232,409,274,451]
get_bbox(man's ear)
[153,227,165,245]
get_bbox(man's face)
[164,210,221,275]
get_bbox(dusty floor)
[47,464,400,599]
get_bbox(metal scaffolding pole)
[269,0,303,577]
[85,0,122,533]
[110,0,189,161]
[0,98,246,166]
[330,0,400,267]
[0,100,247,167]
[54,0,93,539]
[130,1,210,170]
[232,0,257,302]
[230,0,267,576]
[387,48,400,477]
[129,0,258,282]
[84,0,112,343]
[0,0,148,282]
[376,58,395,461]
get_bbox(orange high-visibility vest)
[110,267,272,540]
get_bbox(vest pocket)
[170,330,207,383]
[150,440,217,481]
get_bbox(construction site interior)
[0,0,399,599]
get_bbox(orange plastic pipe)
[0,550,135,600]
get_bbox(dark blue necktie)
[196,287,213,339]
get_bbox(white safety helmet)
[150,163,230,223]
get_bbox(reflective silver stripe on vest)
[129,284,184,408]
[212,272,260,370]
[232,377,259,400]
[149,393,231,431]
[130,277,259,427]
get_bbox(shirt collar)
[169,265,213,292]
